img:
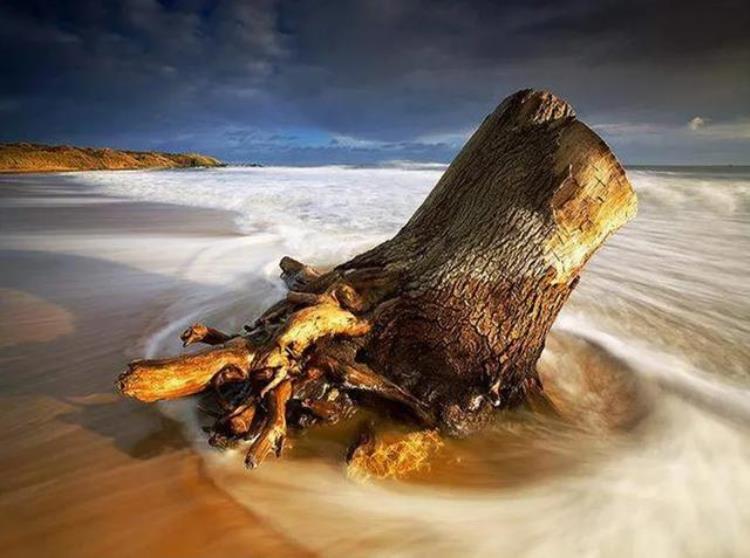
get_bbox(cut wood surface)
[117,89,637,470]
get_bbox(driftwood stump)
[117,89,637,469]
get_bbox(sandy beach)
[2,1,748,554]
[1,167,749,557]
[0,174,307,558]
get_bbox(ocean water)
[71,165,750,557]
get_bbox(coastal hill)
[0,142,224,173]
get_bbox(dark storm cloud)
[275,0,750,140]
[1,0,748,163]
[0,0,287,145]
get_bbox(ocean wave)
[82,165,750,557]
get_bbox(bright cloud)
[688,116,706,130]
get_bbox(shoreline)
[2,166,749,557]
[3,163,748,176]
[0,175,306,557]
[0,165,226,174]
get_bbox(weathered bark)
[117,89,637,468]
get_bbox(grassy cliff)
[0,143,224,173]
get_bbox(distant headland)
[0,142,224,173]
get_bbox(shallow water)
[2,165,749,557]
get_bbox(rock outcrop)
[0,143,223,173]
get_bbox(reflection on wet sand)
[0,288,75,347]
[0,184,308,558]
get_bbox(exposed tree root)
[117,338,255,402]
[180,324,235,347]
[279,256,322,290]
[117,265,428,469]
[245,379,293,468]
[315,355,434,426]
[346,424,445,481]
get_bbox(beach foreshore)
[2,167,750,557]
[0,175,306,558]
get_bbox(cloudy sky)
[1,0,748,164]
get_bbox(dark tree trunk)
[117,89,637,467]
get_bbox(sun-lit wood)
[117,89,637,471]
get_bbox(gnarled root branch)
[117,338,255,402]
[180,323,235,347]
[279,256,322,290]
[117,259,425,470]
[316,355,434,426]
[245,379,293,469]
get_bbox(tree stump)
[117,89,637,469]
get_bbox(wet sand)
[0,176,307,558]
[2,167,749,557]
